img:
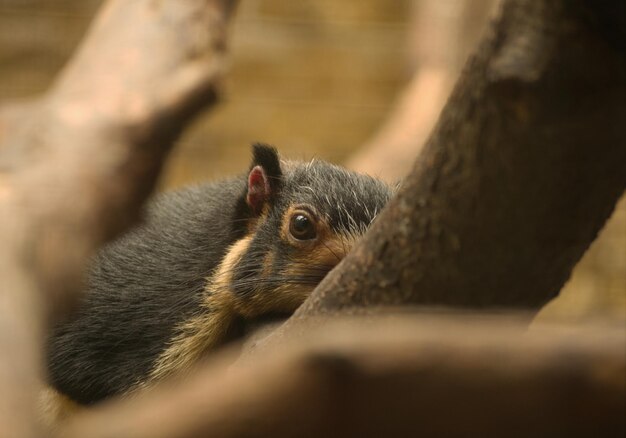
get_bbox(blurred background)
[1,0,623,322]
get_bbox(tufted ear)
[246,144,283,215]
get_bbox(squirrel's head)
[214,144,392,319]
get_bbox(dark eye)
[289,212,317,240]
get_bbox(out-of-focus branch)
[346,67,456,181]
[61,315,625,438]
[0,1,237,436]
[347,0,498,181]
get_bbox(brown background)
[1,0,623,321]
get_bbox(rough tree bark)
[287,0,626,320]
[0,1,236,436]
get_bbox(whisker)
[321,241,342,263]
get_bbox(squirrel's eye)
[289,213,316,240]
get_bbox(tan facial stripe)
[210,236,253,298]
[144,235,253,387]
[145,227,360,386]
[234,232,359,318]
[261,250,274,277]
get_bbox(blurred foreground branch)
[348,0,498,181]
[61,315,625,438]
[0,0,236,436]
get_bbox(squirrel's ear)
[246,144,283,215]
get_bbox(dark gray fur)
[46,145,391,405]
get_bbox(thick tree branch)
[0,1,236,436]
[290,0,626,320]
[60,316,626,438]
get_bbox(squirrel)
[45,144,392,407]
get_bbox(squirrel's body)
[46,145,392,406]
[47,179,246,403]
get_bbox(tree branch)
[0,1,237,435]
[291,0,626,320]
[347,0,497,181]
[60,316,626,438]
